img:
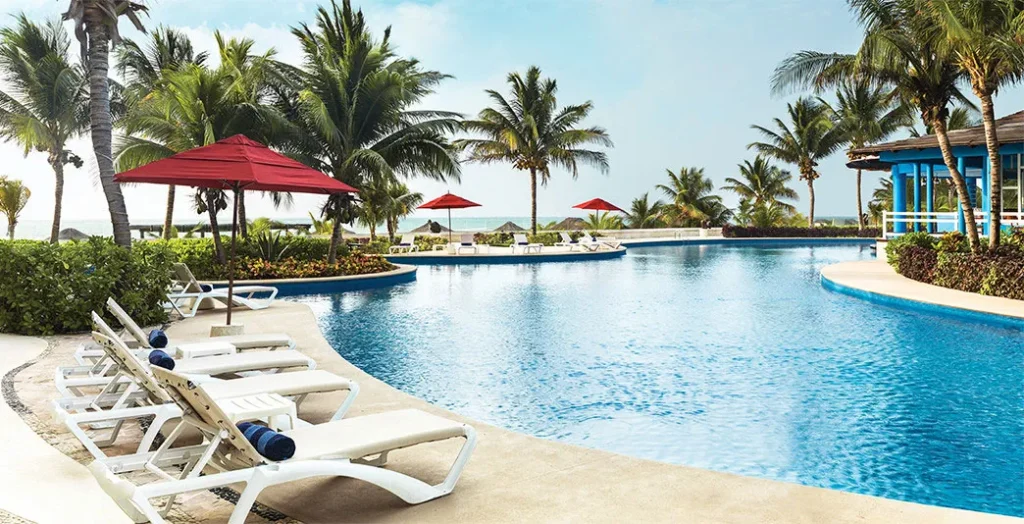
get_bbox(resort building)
[854,110,1024,236]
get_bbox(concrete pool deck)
[10,302,1019,523]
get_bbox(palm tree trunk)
[6,218,14,240]
[978,92,1001,250]
[931,116,981,251]
[206,192,226,264]
[327,217,343,264]
[84,10,131,248]
[855,168,864,231]
[387,217,396,242]
[806,178,815,228]
[49,159,64,244]
[529,168,538,235]
[369,222,377,241]
[162,185,175,240]
[237,191,248,238]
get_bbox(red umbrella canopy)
[573,198,624,213]
[419,192,482,210]
[115,134,358,194]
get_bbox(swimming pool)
[292,244,1023,516]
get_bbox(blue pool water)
[291,244,1024,516]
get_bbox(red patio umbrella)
[418,192,481,244]
[573,198,624,226]
[116,134,358,325]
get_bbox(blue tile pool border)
[387,248,627,265]
[623,237,877,248]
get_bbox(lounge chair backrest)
[559,232,573,243]
[105,298,150,348]
[400,234,415,246]
[171,263,202,293]
[513,233,529,245]
[91,312,173,404]
[460,233,474,246]
[151,366,267,467]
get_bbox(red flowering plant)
[230,255,395,280]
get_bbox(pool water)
[291,244,1024,516]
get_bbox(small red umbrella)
[418,192,481,244]
[116,134,358,325]
[573,198,624,226]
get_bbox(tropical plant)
[308,211,333,236]
[770,0,982,249]
[455,66,612,234]
[657,166,732,227]
[625,193,665,229]
[924,0,1024,249]
[355,179,388,241]
[116,26,207,240]
[288,1,460,262]
[584,211,623,230]
[0,176,30,240]
[63,0,148,248]
[749,98,846,227]
[383,183,423,242]
[908,106,980,136]
[0,16,88,243]
[822,80,908,230]
[251,229,293,262]
[723,156,799,213]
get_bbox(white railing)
[882,211,1024,238]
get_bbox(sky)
[2,0,1022,228]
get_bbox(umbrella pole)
[226,186,239,326]
[448,208,452,245]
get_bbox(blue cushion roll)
[199,284,214,292]
[148,349,175,370]
[237,422,295,461]
[148,329,168,349]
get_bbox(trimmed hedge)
[231,255,395,280]
[0,239,174,335]
[723,225,880,238]
[888,230,1024,301]
[164,237,347,279]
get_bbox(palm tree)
[909,106,980,136]
[455,66,612,234]
[355,180,388,241]
[383,183,423,242]
[290,0,461,262]
[116,27,207,240]
[0,16,88,244]
[584,211,623,230]
[925,0,1024,249]
[749,98,846,227]
[63,0,147,248]
[723,156,799,213]
[0,176,31,240]
[626,193,665,229]
[822,80,908,230]
[657,167,732,227]
[770,0,982,249]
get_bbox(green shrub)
[0,239,174,335]
[723,225,880,238]
[936,231,968,254]
[231,255,394,279]
[885,232,937,267]
[978,256,1024,300]
[163,237,346,279]
[893,245,938,283]
[414,236,449,251]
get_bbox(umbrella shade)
[573,198,624,213]
[845,156,893,172]
[419,192,481,210]
[115,135,358,193]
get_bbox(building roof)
[851,110,1024,155]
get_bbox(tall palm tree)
[455,66,612,234]
[770,0,982,249]
[383,183,423,242]
[626,193,665,229]
[0,16,88,243]
[290,0,461,262]
[63,0,147,248]
[907,105,980,136]
[657,166,732,227]
[116,27,207,240]
[822,80,908,230]
[925,0,1024,249]
[749,98,846,227]
[584,211,623,230]
[0,176,31,240]
[723,156,799,213]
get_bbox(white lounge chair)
[73,297,296,366]
[512,233,542,254]
[388,234,419,254]
[456,233,479,254]
[555,232,579,251]
[166,263,278,318]
[577,233,602,252]
[87,365,475,524]
[54,314,359,469]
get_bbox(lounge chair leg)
[227,474,269,524]
[330,382,360,421]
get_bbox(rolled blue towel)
[237,422,295,461]
[199,284,214,292]
[148,349,175,370]
[148,329,168,349]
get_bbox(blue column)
[912,163,922,232]
[957,156,967,234]
[925,164,934,233]
[893,165,907,234]
[981,156,991,236]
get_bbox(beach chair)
[555,232,579,251]
[388,234,419,254]
[577,233,602,252]
[456,233,479,254]
[512,233,542,254]
[54,313,359,469]
[166,263,278,318]
[87,364,475,524]
[597,235,622,249]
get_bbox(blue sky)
[3,0,1022,224]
